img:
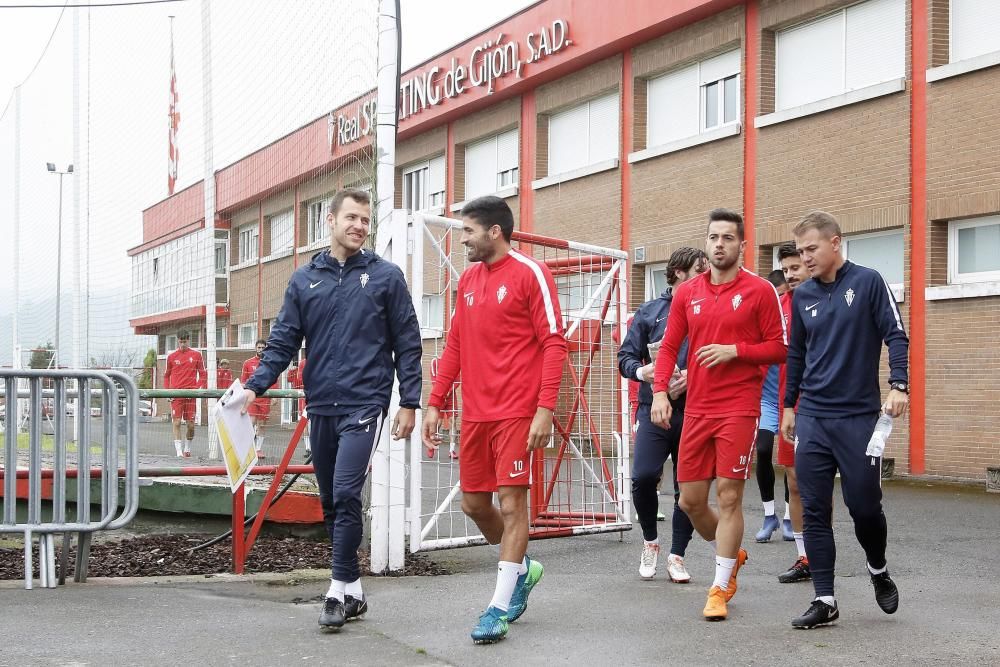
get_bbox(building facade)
[130,0,1000,479]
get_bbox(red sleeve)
[196,353,207,389]
[653,286,689,394]
[241,360,252,384]
[428,283,464,410]
[735,282,788,364]
[526,262,568,411]
[163,352,173,389]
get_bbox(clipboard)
[213,379,259,493]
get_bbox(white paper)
[213,379,259,493]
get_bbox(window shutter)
[775,11,843,110]
[465,137,498,200]
[700,49,741,85]
[548,102,589,175]
[496,129,519,173]
[951,0,1000,62]
[587,92,620,164]
[427,155,446,197]
[647,64,699,146]
[845,0,904,91]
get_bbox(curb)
[0,567,332,590]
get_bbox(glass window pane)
[844,232,904,284]
[724,75,739,123]
[649,268,668,299]
[704,81,719,129]
[958,223,1000,275]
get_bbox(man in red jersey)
[164,330,206,458]
[422,196,568,644]
[650,208,786,622]
[216,358,233,390]
[242,339,274,459]
[288,356,310,454]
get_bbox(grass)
[0,432,103,455]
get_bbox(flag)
[167,18,180,195]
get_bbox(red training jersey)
[164,348,206,390]
[242,356,277,391]
[653,268,786,417]
[428,249,569,422]
[216,368,234,389]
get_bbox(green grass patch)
[0,432,103,455]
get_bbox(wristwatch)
[889,382,909,394]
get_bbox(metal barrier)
[0,369,140,589]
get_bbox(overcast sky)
[0,0,535,361]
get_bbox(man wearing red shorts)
[775,241,813,584]
[164,330,206,458]
[651,209,786,621]
[242,339,274,458]
[422,196,568,644]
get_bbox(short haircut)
[793,210,842,239]
[460,195,515,242]
[776,241,801,261]
[330,188,371,216]
[219,359,230,366]
[707,208,745,240]
[255,338,267,346]
[666,247,708,286]
[767,269,787,288]
[177,329,190,340]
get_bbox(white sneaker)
[666,554,691,583]
[174,442,183,458]
[183,443,191,458]
[639,542,660,580]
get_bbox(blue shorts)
[759,400,779,434]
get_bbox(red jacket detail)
[653,268,786,418]
[428,249,568,422]
[164,348,206,389]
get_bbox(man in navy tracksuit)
[242,188,422,631]
[781,211,909,629]
[617,247,706,583]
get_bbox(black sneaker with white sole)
[791,599,839,629]
[345,594,368,621]
[870,570,899,614]
[319,597,346,630]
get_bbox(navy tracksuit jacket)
[247,249,422,582]
[784,260,909,597]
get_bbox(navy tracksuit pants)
[794,412,888,597]
[631,403,695,556]
[310,407,385,582]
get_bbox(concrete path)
[3,480,999,666]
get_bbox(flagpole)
[200,1,218,403]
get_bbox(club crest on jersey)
[465,291,475,306]
[360,273,369,289]
[732,294,743,311]
[497,285,508,304]
[845,288,855,307]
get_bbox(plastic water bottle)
[866,413,893,457]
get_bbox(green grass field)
[0,432,103,455]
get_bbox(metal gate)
[407,213,632,552]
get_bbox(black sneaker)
[345,594,368,621]
[791,599,839,629]
[778,556,812,583]
[318,597,346,630]
[870,570,899,614]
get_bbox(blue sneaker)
[471,606,509,644]
[782,518,795,541]
[507,557,544,622]
[756,514,780,542]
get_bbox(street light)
[47,162,73,369]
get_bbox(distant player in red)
[288,356,310,454]
[163,330,206,458]
[651,208,786,621]
[216,358,234,390]
[242,338,274,458]
[422,196,568,644]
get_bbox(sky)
[0,0,536,364]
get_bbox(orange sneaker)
[725,547,748,601]
[703,586,728,621]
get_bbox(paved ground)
[3,478,999,666]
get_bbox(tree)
[139,348,157,389]
[28,342,55,369]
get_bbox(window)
[556,272,615,323]
[548,93,619,176]
[238,224,259,263]
[950,0,1000,62]
[841,230,904,287]
[269,209,294,254]
[465,129,519,199]
[403,156,445,212]
[307,197,332,245]
[165,334,178,352]
[775,0,904,111]
[421,294,445,336]
[238,323,257,348]
[216,327,226,348]
[214,242,227,275]
[645,263,670,301]
[949,216,1000,283]
[647,50,741,146]
[152,257,160,284]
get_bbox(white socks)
[867,562,887,575]
[345,578,363,598]
[713,555,736,591]
[325,578,346,601]
[184,440,192,453]
[793,532,806,558]
[174,440,182,455]
[763,500,775,516]
[489,561,522,612]
[784,504,791,521]
[816,595,836,606]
